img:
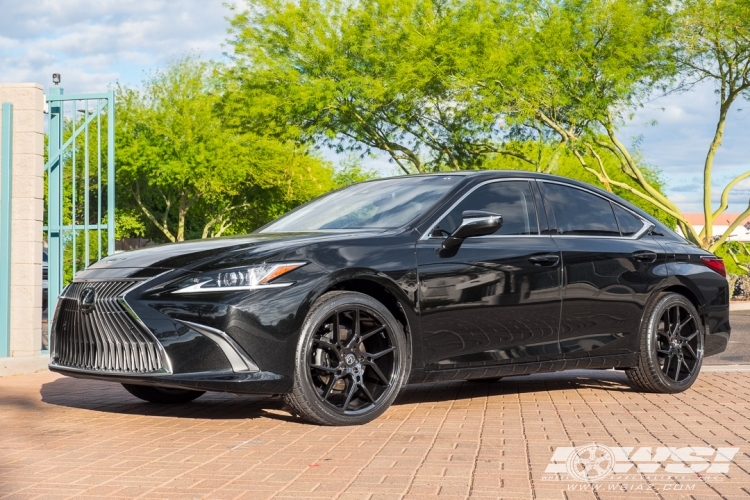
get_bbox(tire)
[284,291,409,425]
[626,293,704,393]
[122,384,206,404]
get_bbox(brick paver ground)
[1,369,750,500]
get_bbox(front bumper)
[48,363,289,394]
[47,269,323,395]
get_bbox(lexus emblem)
[80,287,96,314]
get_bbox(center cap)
[345,353,357,366]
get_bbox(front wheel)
[626,293,704,393]
[122,384,206,404]
[284,291,409,425]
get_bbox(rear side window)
[542,183,619,236]
[437,181,539,236]
[613,204,645,236]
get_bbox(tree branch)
[132,183,176,243]
[710,200,750,252]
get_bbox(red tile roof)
[683,213,750,226]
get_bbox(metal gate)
[45,87,115,337]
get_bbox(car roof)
[383,170,609,193]
[385,170,673,233]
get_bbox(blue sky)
[2,0,749,214]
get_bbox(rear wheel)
[122,384,205,404]
[626,293,704,393]
[284,291,409,425]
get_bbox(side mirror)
[441,210,502,255]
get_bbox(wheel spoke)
[664,353,673,376]
[664,307,672,335]
[310,364,337,374]
[314,339,339,354]
[367,346,395,360]
[354,308,360,338]
[656,349,671,356]
[360,325,385,342]
[681,357,693,376]
[359,383,376,404]
[678,314,693,332]
[682,330,699,342]
[684,343,697,359]
[673,358,681,381]
[322,375,339,401]
[363,360,390,386]
[347,308,361,348]
[332,311,340,344]
[342,377,358,411]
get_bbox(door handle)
[632,250,657,263]
[528,254,560,266]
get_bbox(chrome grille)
[52,280,166,374]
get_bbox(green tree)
[116,56,337,242]
[674,0,750,249]
[227,0,678,222]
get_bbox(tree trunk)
[703,102,730,247]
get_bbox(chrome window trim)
[420,178,542,241]
[539,180,652,241]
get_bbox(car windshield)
[260,176,461,232]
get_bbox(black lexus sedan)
[49,171,730,425]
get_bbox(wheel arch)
[660,284,703,318]
[323,277,411,339]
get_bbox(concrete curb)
[0,354,49,377]
[702,364,750,372]
[730,301,750,311]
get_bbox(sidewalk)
[1,369,749,499]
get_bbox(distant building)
[678,213,750,242]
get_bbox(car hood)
[75,231,386,280]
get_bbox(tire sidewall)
[644,293,704,391]
[293,291,409,425]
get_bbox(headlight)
[173,262,307,294]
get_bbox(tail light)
[700,256,726,277]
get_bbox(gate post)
[0,103,12,357]
[47,87,63,327]
[0,83,46,372]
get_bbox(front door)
[417,180,562,370]
[539,181,668,357]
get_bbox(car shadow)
[40,377,300,422]
[40,369,634,422]
[395,369,634,405]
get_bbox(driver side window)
[435,181,539,236]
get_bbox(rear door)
[539,181,667,357]
[416,179,562,370]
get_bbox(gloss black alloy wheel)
[285,291,408,425]
[626,293,704,393]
